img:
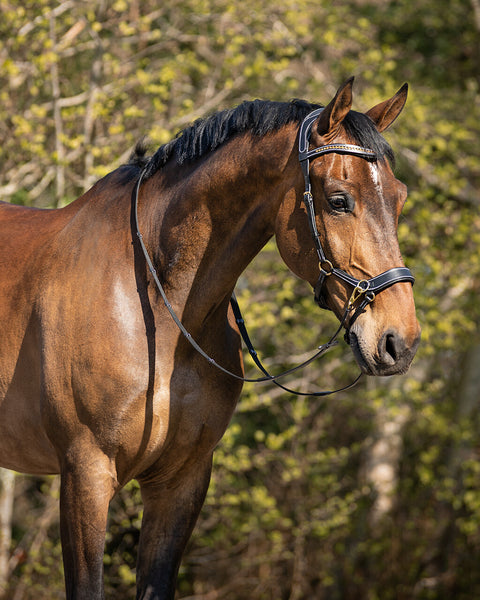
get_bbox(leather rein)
[133,108,414,397]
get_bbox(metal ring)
[348,279,371,309]
[357,279,370,291]
[320,260,334,276]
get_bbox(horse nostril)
[379,330,402,365]
[385,333,397,361]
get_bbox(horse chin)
[347,328,418,377]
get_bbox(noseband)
[298,108,414,338]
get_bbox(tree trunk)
[0,469,15,597]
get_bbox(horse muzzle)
[347,325,421,376]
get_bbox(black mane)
[133,99,394,179]
[343,110,395,166]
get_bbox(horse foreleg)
[136,455,213,600]
[59,451,116,600]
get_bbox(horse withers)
[0,78,420,599]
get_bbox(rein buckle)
[348,280,370,310]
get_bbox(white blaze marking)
[368,162,383,199]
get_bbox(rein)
[133,170,352,396]
[132,108,414,397]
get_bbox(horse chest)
[133,363,240,475]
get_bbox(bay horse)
[0,78,420,599]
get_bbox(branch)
[17,1,76,37]
[49,13,65,206]
[0,469,15,597]
[471,0,480,32]
[399,147,478,206]
[82,25,104,191]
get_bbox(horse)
[0,77,420,599]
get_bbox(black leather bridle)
[132,108,415,396]
[298,107,414,338]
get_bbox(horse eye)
[328,195,350,212]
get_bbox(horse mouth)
[348,329,420,377]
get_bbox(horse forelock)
[343,111,395,167]
[133,99,395,180]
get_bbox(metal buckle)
[348,280,370,310]
[303,191,313,203]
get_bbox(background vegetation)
[0,0,479,598]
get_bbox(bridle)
[132,108,414,396]
[298,107,414,339]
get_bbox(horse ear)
[365,83,408,132]
[316,77,354,139]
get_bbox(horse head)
[276,78,421,376]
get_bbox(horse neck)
[139,125,299,325]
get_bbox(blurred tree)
[0,0,479,598]
[0,468,14,595]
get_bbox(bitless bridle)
[298,108,414,337]
[133,108,414,396]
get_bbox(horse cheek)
[275,202,319,286]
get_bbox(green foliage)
[2,0,480,598]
